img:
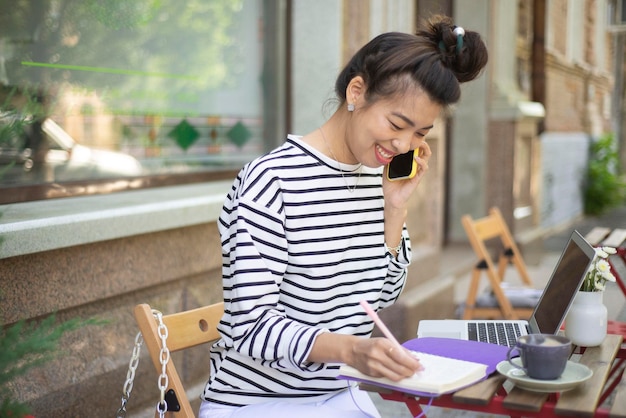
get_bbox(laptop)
[417,230,596,347]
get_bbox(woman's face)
[346,90,441,168]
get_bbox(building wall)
[544,57,612,135]
[549,0,569,56]
[544,0,613,135]
[538,0,613,229]
[486,120,517,222]
[447,0,491,242]
[544,61,587,132]
[291,0,343,133]
[540,132,590,229]
[447,0,614,249]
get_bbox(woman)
[200,14,488,418]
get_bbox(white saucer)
[496,358,593,392]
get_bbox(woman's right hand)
[308,333,423,381]
[382,141,432,210]
[349,337,423,382]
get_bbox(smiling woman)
[0,0,282,203]
[198,14,488,418]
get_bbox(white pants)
[198,387,381,418]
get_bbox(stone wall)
[1,222,223,417]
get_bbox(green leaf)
[583,132,626,215]
[0,314,106,413]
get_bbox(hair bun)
[420,15,488,83]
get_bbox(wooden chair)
[134,302,224,418]
[461,207,538,320]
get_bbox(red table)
[365,334,626,417]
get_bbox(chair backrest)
[134,302,224,418]
[461,207,535,319]
[462,207,533,286]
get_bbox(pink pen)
[359,300,404,351]
[360,300,425,371]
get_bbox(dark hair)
[334,15,488,107]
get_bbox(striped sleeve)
[220,186,327,371]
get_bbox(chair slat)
[163,304,223,352]
[471,216,503,240]
[133,302,224,418]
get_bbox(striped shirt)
[203,135,412,406]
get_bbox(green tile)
[227,121,251,148]
[167,119,199,151]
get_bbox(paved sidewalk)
[371,205,626,418]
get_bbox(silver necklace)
[319,127,362,193]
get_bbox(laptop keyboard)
[467,322,527,347]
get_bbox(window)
[0,0,285,204]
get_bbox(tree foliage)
[0,314,103,417]
[0,0,246,116]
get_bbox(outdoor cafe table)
[364,334,626,417]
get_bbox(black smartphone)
[386,150,417,181]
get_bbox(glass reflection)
[0,0,264,187]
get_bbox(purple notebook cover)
[402,337,509,375]
[338,337,510,397]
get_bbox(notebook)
[417,230,596,347]
[338,337,510,396]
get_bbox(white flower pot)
[564,290,607,347]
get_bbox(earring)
[347,103,355,112]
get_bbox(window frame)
[0,0,288,205]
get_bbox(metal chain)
[116,331,144,418]
[116,309,171,418]
[154,309,170,418]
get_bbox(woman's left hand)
[382,141,432,209]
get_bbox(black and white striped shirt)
[203,135,411,406]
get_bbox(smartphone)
[387,150,418,181]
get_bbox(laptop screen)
[528,231,596,334]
